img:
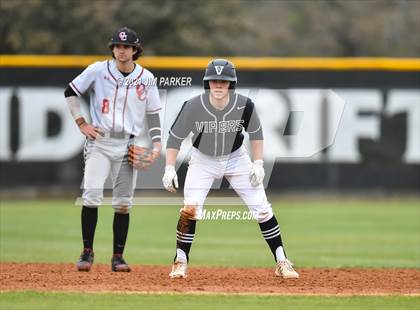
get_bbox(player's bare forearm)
[146,112,162,154]
[166,148,179,166]
[152,141,162,152]
[152,141,162,159]
[72,116,101,140]
[250,140,263,161]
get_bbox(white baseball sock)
[176,248,187,263]
[275,246,286,262]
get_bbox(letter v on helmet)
[215,66,224,75]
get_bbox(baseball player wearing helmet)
[64,27,162,272]
[163,59,299,279]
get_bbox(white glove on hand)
[162,165,179,193]
[250,160,265,187]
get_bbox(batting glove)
[162,165,179,193]
[250,160,265,187]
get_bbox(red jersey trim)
[106,60,118,82]
[122,86,129,132]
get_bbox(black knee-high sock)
[258,215,286,261]
[113,213,130,255]
[175,216,196,262]
[81,206,98,250]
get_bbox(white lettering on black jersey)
[194,120,245,133]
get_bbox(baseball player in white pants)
[162,59,299,279]
[64,27,162,272]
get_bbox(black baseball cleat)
[77,248,94,272]
[111,254,131,272]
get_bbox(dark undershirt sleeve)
[64,85,77,97]
[146,113,161,143]
[244,99,263,140]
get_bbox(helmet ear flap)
[203,80,210,90]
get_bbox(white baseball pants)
[82,136,137,211]
[184,146,273,223]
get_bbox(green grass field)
[1,198,419,309]
[1,291,419,310]
[1,199,419,268]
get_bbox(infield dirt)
[1,263,419,295]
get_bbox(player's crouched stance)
[64,27,162,272]
[161,59,299,279]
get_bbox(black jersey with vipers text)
[167,92,263,156]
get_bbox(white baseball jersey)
[69,59,161,136]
